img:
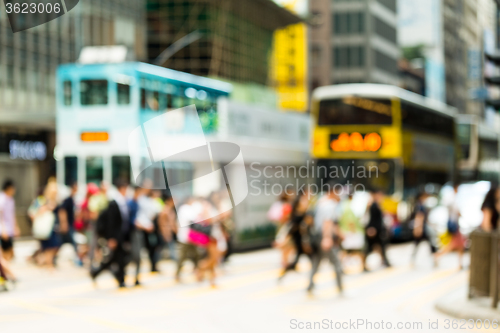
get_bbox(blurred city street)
[1,0,500,331]
[0,241,472,333]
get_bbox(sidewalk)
[436,286,500,321]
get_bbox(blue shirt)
[127,199,139,230]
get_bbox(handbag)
[32,211,55,240]
[188,222,212,247]
[190,222,212,236]
[188,229,210,246]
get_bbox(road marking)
[10,298,168,333]
[180,268,281,297]
[178,262,313,298]
[251,265,413,301]
[396,270,468,312]
[370,268,459,303]
[314,265,414,300]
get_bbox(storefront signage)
[9,140,47,161]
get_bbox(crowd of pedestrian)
[0,176,234,290]
[0,177,499,293]
[269,181,500,295]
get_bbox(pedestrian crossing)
[11,250,468,303]
[0,246,477,333]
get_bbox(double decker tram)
[311,84,458,231]
[56,62,232,189]
[56,62,311,249]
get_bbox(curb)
[435,287,500,322]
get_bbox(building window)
[117,83,130,105]
[111,156,131,185]
[80,80,108,105]
[374,49,398,75]
[86,156,103,185]
[334,46,365,68]
[350,12,364,33]
[351,46,365,67]
[63,80,72,106]
[334,12,365,35]
[376,0,397,12]
[374,17,397,44]
[64,156,78,185]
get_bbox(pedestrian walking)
[158,195,178,261]
[31,179,61,269]
[0,247,16,289]
[410,191,437,266]
[307,185,343,294]
[435,184,465,269]
[127,186,142,285]
[175,198,202,282]
[363,190,391,271]
[88,181,110,268]
[209,191,233,262]
[268,192,293,269]
[90,181,131,288]
[75,183,99,264]
[279,189,312,280]
[338,192,365,267]
[0,179,19,262]
[136,189,162,273]
[58,181,82,266]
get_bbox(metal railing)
[469,230,500,308]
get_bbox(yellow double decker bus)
[311,84,458,202]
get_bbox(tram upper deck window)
[63,80,72,106]
[80,80,108,105]
[86,156,103,185]
[167,94,174,109]
[117,83,130,105]
[318,97,392,125]
[140,88,160,111]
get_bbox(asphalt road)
[0,240,485,333]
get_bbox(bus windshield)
[318,97,392,125]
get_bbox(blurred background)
[1,0,500,331]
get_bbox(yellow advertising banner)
[271,1,308,112]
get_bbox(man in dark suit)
[90,180,131,288]
[363,189,391,271]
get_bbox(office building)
[146,0,301,86]
[0,0,145,231]
[310,0,400,87]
